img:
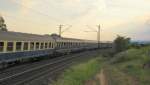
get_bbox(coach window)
[45,43,48,49]
[69,42,71,47]
[7,42,13,52]
[63,42,66,47]
[36,42,39,49]
[61,42,62,46]
[60,42,62,47]
[63,42,65,47]
[56,42,58,48]
[58,42,61,48]
[61,42,63,48]
[66,42,68,48]
[30,42,34,50]
[78,43,80,46]
[69,42,72,48]
[59,42,61,47]
[56,42,58,47]
[72,42,74,47]
[49,42,51,48]
[51,43,53,48]
[23,42,28,51]
[63,42,65,48]
[57,42,59,48]
[67,42,69,47]
[62,42,64,47]
[66,42,71,48]
[0,42,4,52]
[58,42,60,48]
[75,43,77,46]
[59,42,61,48]
[16,42,22,51]
[40,43,44,49]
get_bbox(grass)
[52,57,102,85]
[52,46,150,85]
[107,46,150,85]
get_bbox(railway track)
[0,55,71,79]
[0,50,100,85]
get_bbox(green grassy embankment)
[52,57,102,85]
[106,46,150,85]
[52,46,150,85]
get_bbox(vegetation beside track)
[52,57,102,85]
[52,45,150,85]
[88,46,150,85]
[107,46,150,85]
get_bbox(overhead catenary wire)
[85,24,102,48]
[58,25,72,37]
[86,25,97,32]
[0,12,65,36]
[2,0,91,39]
[0,0,64,33]
[0,0,61,28]
[1,12,76,36]
[61,25,72,34]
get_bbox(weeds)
[53,57,101,85]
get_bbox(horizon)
[0,0,150,41]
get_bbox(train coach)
[0,30,113,68]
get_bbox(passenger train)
[0,30,113,68]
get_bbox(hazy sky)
[0,0,150,41]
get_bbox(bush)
[114,35,131,53]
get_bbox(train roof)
[0,30,54,42]
[56,37,98,43]
[0,30,110,43]
[0,30,95,42]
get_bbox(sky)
[0,0,150,41]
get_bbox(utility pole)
[58,25,63,37]
[97,24,101,48]
[58,25,72,37]
[85,24,101,49]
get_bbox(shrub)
[114,35,131,53]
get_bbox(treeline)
[114,35,150,53]
[0,16,8,31]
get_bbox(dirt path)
[85,67,139,85]
[85,68,108,85]
[98,69,108,85]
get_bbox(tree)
[114,35,131,53]
[0,16,8,31]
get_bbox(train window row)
[0,41,98,53]
[0,41,55,53]
[56,42,86,48]
[0,42,4,52]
